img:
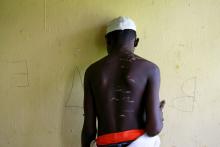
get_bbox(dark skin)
[81,30,165,147]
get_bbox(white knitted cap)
[106,16,136,34]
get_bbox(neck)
[108,47,134,55]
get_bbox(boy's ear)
[105,36,110,45]
[134,38,139,47]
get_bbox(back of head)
[105,29,136,49]
[105,16,138,53]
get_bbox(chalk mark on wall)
[75,66,83,88]
[8,60,30,87]
[65,105,82,109]
[169,77,197,112]
[64,66,84,109]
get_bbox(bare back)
[86,52,157,136]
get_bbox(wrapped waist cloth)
[90,129,160,147]
[127,134,160,147]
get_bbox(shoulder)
[84,56,108,76]
[134,54,160,73]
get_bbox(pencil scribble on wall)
[44,0,47,32]
[65,66,84,109]
[8,60,30,87]
[169,77,197,112]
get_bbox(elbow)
[145,122,163,137]
[146,129,161,137]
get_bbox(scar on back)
[119,114,126,117]
[110,97,119,101]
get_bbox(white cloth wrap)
[90,134,160,147]
[128,134,160,147]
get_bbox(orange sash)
[96,129,145,145]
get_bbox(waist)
[96,129,145,145]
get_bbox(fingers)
[160,100,165,122]
[160,100,165,109]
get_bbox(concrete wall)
[0,0,220,147]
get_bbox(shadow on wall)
[60,19,107,147]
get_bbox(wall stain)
[175,64,180,70]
